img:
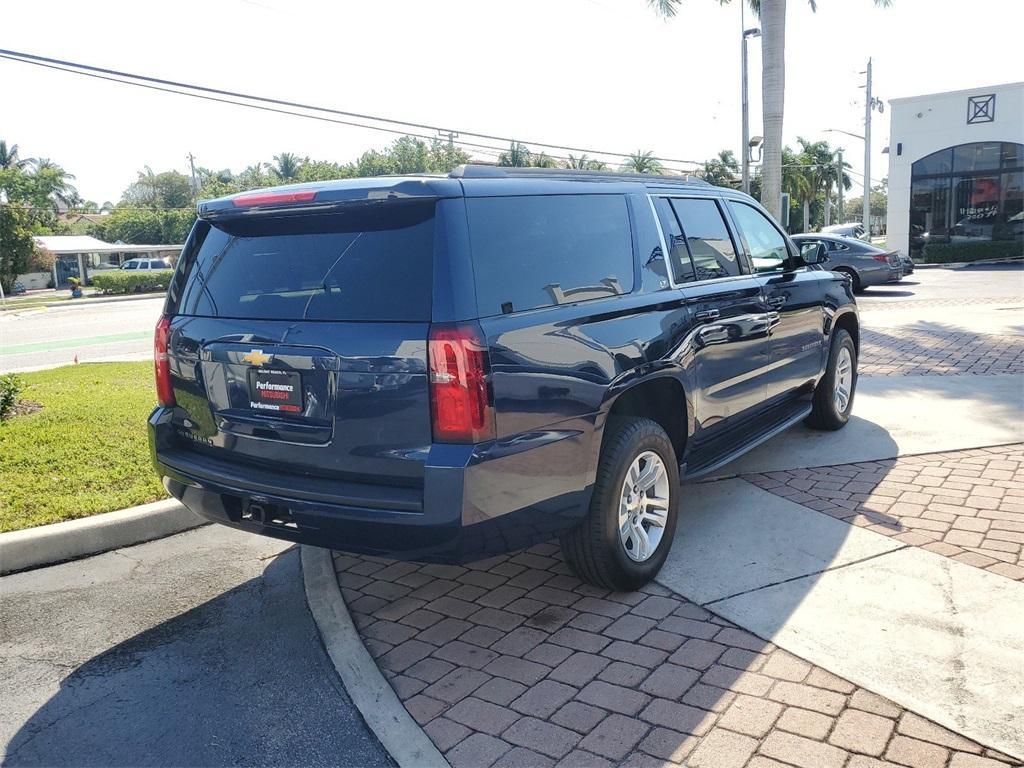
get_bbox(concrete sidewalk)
[719,374,1024,476]
[657,476,1024,759]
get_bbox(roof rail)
[448,164,711,186]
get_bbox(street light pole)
[740,25,761,195]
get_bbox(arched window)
[909,142,1023,255]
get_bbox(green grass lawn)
[0,362,168,532]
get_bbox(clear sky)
[3,0,1022,204]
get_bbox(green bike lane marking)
[1,330,151,356]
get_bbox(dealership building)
[886,82,1023,259]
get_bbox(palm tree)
[697,149,740,187]
[531,152,558,168]
[566,153,590,170]
[819,150,852,227]
[648,0,890,222]
[793,137,832,231]
[0,140,34,170]
[780,145,811,231]
[621,150,663,174]
[271,152,305,181]
[498,142,533,167]
[566,153,609,171]
[33,158,79,209]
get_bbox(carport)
[32,236,184,288]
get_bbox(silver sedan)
[791,234,903,293]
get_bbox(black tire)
[560,417,680,591]
[806,328,857,431]
[835,267,863,293]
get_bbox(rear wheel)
[806,328,857,431]
[560,417,679,590]
[835,267,862,293]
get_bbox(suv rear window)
[176,202,434,321]
[466,194,634,316]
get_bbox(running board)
[680,402,812,481]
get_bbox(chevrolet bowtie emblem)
[241,349,273,366]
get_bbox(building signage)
[966,94,995,124]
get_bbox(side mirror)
[800,241,828,266]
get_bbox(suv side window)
[729,202,790,273]
[124,261,137,270]
[466,194,634,315]
[669,198,742,280]
[652,197,697,283]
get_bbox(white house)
[20,236,184,289]
[886,82,1024,260]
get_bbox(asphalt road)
[0,525,393,768]
[0,297,163,373]
[855,261,1023,305]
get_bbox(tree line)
[0,132,880,292]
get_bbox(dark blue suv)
[149,166,859,589]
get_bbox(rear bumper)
[149,407,594,563]
[859,264,901,287]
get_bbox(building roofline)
[888,82,1024,105]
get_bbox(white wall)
[14,272,52,290]
[886,82,1024,257]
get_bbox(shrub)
[90,269,174,294]
[0,373,24,420]
[922,240,1024,264]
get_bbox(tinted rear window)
[177,201,434,321]
[466,194,634,315]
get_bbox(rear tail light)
[231,189,317,207]
[428,324,495,444]
[872,254,889,263]
[154,315,176,407]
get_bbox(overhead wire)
[0,48,703,172]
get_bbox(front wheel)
[806,328,857,431]
[560,417,680,590]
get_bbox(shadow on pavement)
[4,549,392,768]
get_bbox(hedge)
[921,240,1024,264]
[90,270,175,294]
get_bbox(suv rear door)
[162,197,440,493]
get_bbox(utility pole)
[862,58,872,236]
[859,59,885,237]
[837,149,844,224]
[438,130,458,151]
[187,152,198,196]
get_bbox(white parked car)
[821,223,869,242]
[121,258,173,271]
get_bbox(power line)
[0,48,703,170]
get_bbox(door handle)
[694,309,720,322]
[767,296,787,308]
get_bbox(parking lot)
[1,264,1022,767]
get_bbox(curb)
[301,546,449,768]
[915,256,1023,270]
[0,499,206,575]
[0,292,166,316]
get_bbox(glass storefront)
[909,141,1024,257]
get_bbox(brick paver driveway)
[748,444,1024,581]
[334,548,1015,767]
